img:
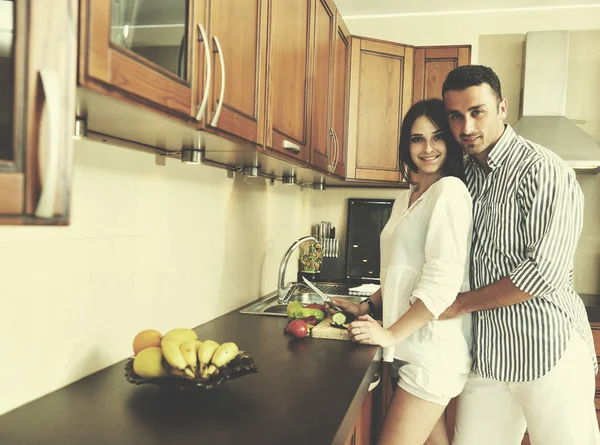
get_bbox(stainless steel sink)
[240,284,364,317]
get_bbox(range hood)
[513,31,600,172]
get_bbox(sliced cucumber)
[332,312,347,326]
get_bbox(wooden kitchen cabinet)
[80,0,202,120]
[0,0,77,225]
[309,0,336,174]
[201,0,268,145]
[329,11,351,178]
[412,45,471,104]
[591,323,600,428]
[344,388,374,445]
[264,0,315,164]
[305,0,351,178]
[344,361,393,445]
[375,361,394,442]
[346,37,414,182]
[75,0,472,188]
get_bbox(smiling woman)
[329,98,473,445]
[408,117,448,184]
[398,98,465,194]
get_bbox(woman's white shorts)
[393,359,469,406]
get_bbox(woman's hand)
[327,297,363,317]
[348,315,396,348]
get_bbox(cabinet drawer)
[592,325,600,392]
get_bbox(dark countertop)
[0,307,379,445]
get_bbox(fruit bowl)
[125,351,259,390]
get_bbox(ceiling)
[334,0,600,17]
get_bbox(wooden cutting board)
[311,317,383,341]
[311,317,350,341]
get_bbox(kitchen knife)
[302,276,343,312]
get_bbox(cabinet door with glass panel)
[0,0,77,225]
[81,0,205,120]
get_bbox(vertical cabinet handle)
[335,129,340,172]
[195,24,211,121]
[209,36,225,127]
[34,69,61,219]
[328,128,334,172]
[328,129,336,174]
[331,129,340,174]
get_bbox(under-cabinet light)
[181,149,202,164]
[282,174,296,185]
[244,166,260,177]
[73,117,87,139]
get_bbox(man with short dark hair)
[441,64,600,445]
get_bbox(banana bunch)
[197,341,239,380]
[131,327,240,381]
[161,328,200,378]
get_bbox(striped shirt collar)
[466,124,516,171]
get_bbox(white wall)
[0,139,309,416]
[344,5,600,64]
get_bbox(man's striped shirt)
[465,124,597,382]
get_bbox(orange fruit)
[133,329,162,355]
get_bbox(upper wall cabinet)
[264,0,314,164]
[0,0,77,225]
[199,0,268,145]
[75,0,470,187]
[412,46,471,103]
[346,38,414,182]
[329,12,351,178]
[309,0,336,174]
[309,2,350,179]
[80,0,202,120]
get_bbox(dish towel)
[348,283,380,296]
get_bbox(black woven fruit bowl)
[125,351,259,390]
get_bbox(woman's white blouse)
[380,176,473,373]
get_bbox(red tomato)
[305,303,326,312]
[284,319,309,339]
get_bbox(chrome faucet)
[277,235,318,302]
